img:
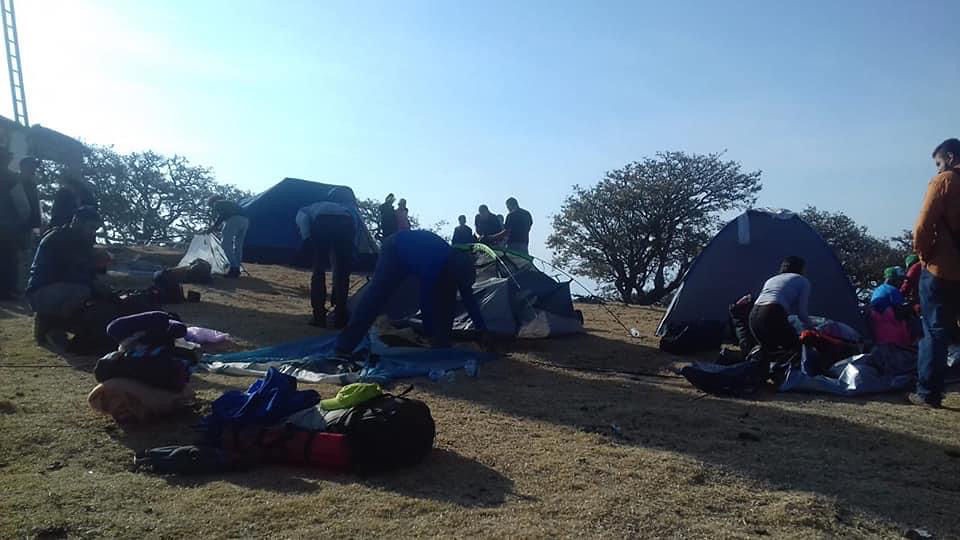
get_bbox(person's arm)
[913,175,946,261]
[797,279,812,327]
[458,277,487,331]
[295,209,312,241]
[25,180,41,229]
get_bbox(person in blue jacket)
[333,230,486,355]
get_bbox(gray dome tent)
[350,244,584,339]
[656,209,865,348]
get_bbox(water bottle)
[464,359,478,377]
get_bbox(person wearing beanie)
[901,254,922,304]
[870,266,906,313]
[332,230,486,356]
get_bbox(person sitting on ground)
[296,201,358,328]
[27,207,117,347]
[379,193,398,240]
[474,204,502,244]
[396,198,411,232]
[486,197,534,254]
[901,254,922,305]
[49,175,96,229]
[451,215,475,245]
[206,195,248,278]
[868,266,915,347]
[331,230,487,358]
[748,256,812,353]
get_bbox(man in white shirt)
[296,202,357,328]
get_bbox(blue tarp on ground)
[779,345,916,396]
[201,332,493,385]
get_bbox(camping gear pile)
[88,312,200,424]
[352,244,584,339]
[134,368,436,476]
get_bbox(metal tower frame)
[1,0,27,126]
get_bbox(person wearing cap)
[296,200,358,328]
[206,195,248,278]
[901,254,922,305]
[27,207,117,345]
[332,230,487,356]
[870,266,906,313]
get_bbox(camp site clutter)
[2,138,959,481]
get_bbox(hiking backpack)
[324,389,436,474]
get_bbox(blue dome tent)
[656,209,866,349]
[240,178,378,271]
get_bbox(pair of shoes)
[908,392,941,409]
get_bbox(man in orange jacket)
[910,138,960,408]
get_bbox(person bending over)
[748,256,811,352]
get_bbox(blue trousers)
[917,268,960,403]
[336,237,455,353]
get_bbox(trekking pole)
[528,254,641,338]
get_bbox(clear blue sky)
[13,0,960,263]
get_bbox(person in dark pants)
[451,215,475,245]
[378,193,397,240]
[296,202,357,328]
[910,138,960,408]
[332,230,486,356]
[748,256,811,353]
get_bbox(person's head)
[71,206,102,240]
[883,266,906,287]
[905,254,920,268]
[780,256,806,275]
[385,193,395,205]
[478,204,490,215]
[398,198,407,210]
[19,157,38,177]
[932,138,960,173]
[505,197,519,212]
[458,215,466,225]
[207,194,224,208]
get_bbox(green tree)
[36,145,248,244]
[800,206,910,292]
[549,151,762,304]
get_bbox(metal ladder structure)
[1,0,27,126]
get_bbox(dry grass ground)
[1,259,959,539]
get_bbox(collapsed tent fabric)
[239,178,378,271]
[201,331,493,384]
[349,244,584,339]
[657,209,866,347]
[177,234,232,275]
